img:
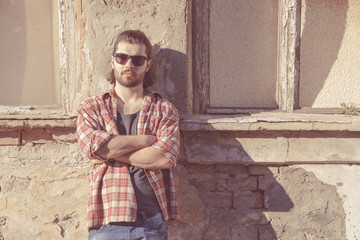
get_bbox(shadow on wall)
[300,0,348,107]
[172,130,346,239]
[170,130,294,240]
[154,41,293,240]
[0,0,26,105]
[151,46,188,115]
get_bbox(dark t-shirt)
[116,111,161,218]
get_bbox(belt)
[88,212,160,232]
[89,221,137,231]
[109,221,137,227]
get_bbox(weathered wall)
[0,0,360,240]
[300,0,360,108]
[1,126,359,239]
[78,0,190,115]
[0,125,88,239]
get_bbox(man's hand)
[95,135,157,159]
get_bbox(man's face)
[111,42,151,88]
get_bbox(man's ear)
[146,59,152,72]
[111,56,115,69]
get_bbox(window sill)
[0,114,77,130]
[0,105,77,130]
[180,111,360,132]
[180,112,360,165]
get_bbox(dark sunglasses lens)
[116,54,129,64]
[115,54,147,66]
[132,56,146,66]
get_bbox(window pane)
[300,0,360,108]
[0,0,60,106]
[209,0,278,108]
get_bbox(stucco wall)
[300,0,360,108]
[78,0,190,115]
[0,0,360,240]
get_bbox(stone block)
[287,137,360,163]
[183,131,288,164]
[215,164,249,176]
[52,131,77,143]
[204,208,267,240]
[200,192,232,208]
[22,129,54,144]
[188,170,256,193]
[188,172,223,192]
[228,176,258,192]
[0,131,20,145]
[173,165,207,225]
[10,142,86,167]
[258,175,275,191]
[258,224,277,240]
[230,225,259,240]
[233,191,263,209]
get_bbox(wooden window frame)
[0,0,81,118]
[192,0,301,114]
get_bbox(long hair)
[106,30,156,89]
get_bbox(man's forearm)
[114,147,173,170]
[95,135,157,159]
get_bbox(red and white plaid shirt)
[76,89,180,229]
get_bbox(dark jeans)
[88,212,168,240]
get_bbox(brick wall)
[0,124,357,239]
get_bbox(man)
[77,30,180,240]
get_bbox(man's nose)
[125,57,135,67]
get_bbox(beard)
[114,68,146,88]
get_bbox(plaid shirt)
[76,89,180,229]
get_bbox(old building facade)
[0,0,359,239]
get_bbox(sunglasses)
[113,53,149,66]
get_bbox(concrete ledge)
[182,130,360,165]
[0,115,77,131]
[181,113,360,132]
[181,113,360,165]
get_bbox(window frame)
[192,0,301,114]
[0,0,81,119]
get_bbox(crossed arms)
[76,98,180,170]
[95,135,174,169]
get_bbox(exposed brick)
[215,164,249,176]
[258,224,277,240]
[233,191,263,209]
[50,128,77,143]
[228,176,258,192]
[258,175,276,191]
[0,132,20,146]
[230,225,258,240]
[22,129,53,144]
[200,192,232,208]
[190,171,257,192]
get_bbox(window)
[0,0,79,117]
[209,0,278,109]
[0,0,60,106]
[192,0,359,114]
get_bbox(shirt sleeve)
[76,100,113,161]
[151,103,180,167]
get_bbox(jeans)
[88,212,168,240]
